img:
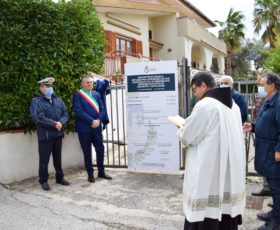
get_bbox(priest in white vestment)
[177,72,246,230]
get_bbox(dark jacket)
[232,89,247,123]
[253,91,280,178]
[95,79,110,126]
[72,90,107,133]
[30,94,69,142]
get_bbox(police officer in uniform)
[30,77,70,190]
[73,75,112,183]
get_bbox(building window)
[149,30,152,39]
[104,30,142,56]
[116,36,133,55]
[149,47,153,59]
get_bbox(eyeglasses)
[192,86,198,93]
[220,82,228,85]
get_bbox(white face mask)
[258,86,267,97]
[220,84,230,88]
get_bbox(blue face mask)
[258,86,267,97]
[45,87,54,98]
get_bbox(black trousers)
[184,214,242,230]
[78,132,105,177]
[38,138,64,184]
[267,177,280,224]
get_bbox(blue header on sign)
[127,73,175,92]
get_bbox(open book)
[167,115,185,128]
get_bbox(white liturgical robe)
[178,97,246,222]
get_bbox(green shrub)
[0,0,105,132]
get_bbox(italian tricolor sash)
[79,88,99,114]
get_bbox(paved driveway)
[0,168,272,230]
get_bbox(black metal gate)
[103,84,127,168]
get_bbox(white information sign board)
[125,61,180,171]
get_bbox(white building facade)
[93,0,227,74]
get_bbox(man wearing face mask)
[220,75,248,123]
[251,75,272,197]
[244,72,280,230]
[30,77,70,191]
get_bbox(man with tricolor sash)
[73,75,112,183]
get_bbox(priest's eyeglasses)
[192,86,198,93]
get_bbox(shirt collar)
[265,91,277,101]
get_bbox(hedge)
[0,0,106,132]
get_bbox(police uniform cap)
[38,77,55,86]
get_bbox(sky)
[188,0,259,40]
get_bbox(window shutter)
[104,30,116,55]
[133,39,143,56]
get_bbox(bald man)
[220,75,248,123]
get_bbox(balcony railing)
[104,51,157,84]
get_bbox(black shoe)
[268,202,273,208]
[41,182,50,191]
[56,178,70,186]
[98,173,112,180]
[257,211,272,222]
[257,220,280,230]
[252,189,272,196]
[88,176,95,183]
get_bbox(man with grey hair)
[220,75,248,123]
[72,75,112,183]
[243,72,280,230]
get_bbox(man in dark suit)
[220,75,248,123]
[73,75,112,183]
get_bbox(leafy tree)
[231,38,268,79]
[264,36,280,74]
[242,39,268,70]
[215,8,245,76]
[231,50,251,79]
[0,0,106,132]
[253,0,280,48]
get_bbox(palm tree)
[215,8,245,76]
[253,0,280,48]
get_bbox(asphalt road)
[0,167,272,230]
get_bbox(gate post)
[180,58,191,170]
[183,58,191,116]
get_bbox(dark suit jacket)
[232,89,248,123]
[73,90,107,133]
